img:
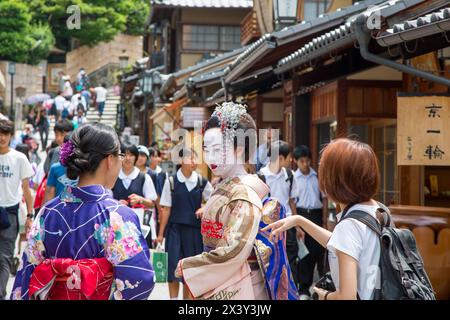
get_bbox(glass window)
[303,0,331,21]
[182,25,240,51]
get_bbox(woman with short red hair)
[263,138,386,300]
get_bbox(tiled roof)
[376,7,450,47]
[275,0,425,74]
[151,0,252,8]
[222,0,390,82]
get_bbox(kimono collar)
[60,185,112,203]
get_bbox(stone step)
[87,110,116,115]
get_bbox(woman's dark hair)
[148,147,160,158]
[121,142,139,165]
[15,143,30,161]
[204,111,257,164]
[0,119,14,135]
[293,145,312,160]
[269,140,292,159]
[66,123,120,180]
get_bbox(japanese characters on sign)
[398,94,450,166]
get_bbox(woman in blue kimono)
[11,123,155,300]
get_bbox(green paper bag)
[151,249,168,283]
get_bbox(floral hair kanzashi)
[211,102,248,144]
[60,140,76,167]
[209,102,248,165]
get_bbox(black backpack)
[339,205,435,300]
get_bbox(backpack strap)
[340,210,382,237]
[169,174,175,193]
[137,172,146,191]
[285,168,294,193]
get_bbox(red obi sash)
[28,258,113,300]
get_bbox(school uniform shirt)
[260,165,296,216]
[147,165,162,176]
[117,167,157,201]
[159,169,213,207]
[0,149,34,207]
[327,203,381,300]
[292,168,323,210]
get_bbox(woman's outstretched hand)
[261,215,301,242]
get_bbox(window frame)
[303,0,333,21]
[180,23,241,53]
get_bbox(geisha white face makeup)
[203,128,240,178]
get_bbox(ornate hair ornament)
[60,140,76,167]
[211,102,248,144]
[209,102,249,165]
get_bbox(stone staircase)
[20,89,119,154]
[86,89,119,128]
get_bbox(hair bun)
[64,123,120,180]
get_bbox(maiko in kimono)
[11,123,155,300]
[175,102,298,300]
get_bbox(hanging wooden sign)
[397,93,450,166]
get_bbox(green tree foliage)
[0,0,149,63]
[29,0,150,49]
[0,0,54,64]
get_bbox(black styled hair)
[150,141,158,149]
[121,142,139,164]
[293,145,312,160]
[270,140,292,160]
[101,83,107,88]
[0,119,14,135]
[15,143,30,161]
[66,123,120,180]
[54,119,74,134]
[148,147,161,158]
[203,112,257,163]
[178,147,197,159]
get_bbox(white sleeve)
[20,156,35,180]
[143,174,157,201]
[202,181,213,202]
[159,177,172,207]
[327,219,365,262]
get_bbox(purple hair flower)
[60,140,75,166]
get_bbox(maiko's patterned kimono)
[180,175,298,300]
[10,185,155,300]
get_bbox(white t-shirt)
[259,165,295,216]
[63,81,73,97]
[0,149,34,207]
[118,167,157,201]
[54,95,66,111]
[327,203,381,300]
[159,169,213,207]
[94,87,108,103]
[70,94,87,111]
